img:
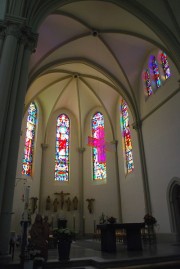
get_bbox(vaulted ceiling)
[25,0,180,139]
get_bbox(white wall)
[11,101,43,234]
[116,97,145,223]
[139,50,180,234]
[84,107,120,233]
[142,94,180,233]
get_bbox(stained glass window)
[151,56,161,88]
[55,114,70,181]
[144,69,153,96]
[120,99,134,173]
[92,112,106,180]
[161,52,171,79]
[22,102,37,176]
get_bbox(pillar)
[112,140,123,222]
[0,24,5,58]
[39,143,49,212]
[133,121,152,214]
[78,147,85,235]
[0,19,38,257]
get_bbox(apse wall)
[40,108,79,232]
[142,93,180,236]
[139,51,180,238]
[83,107,120,234]
[11,102,43,234]
[115,97,146,224]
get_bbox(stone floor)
[6,238,180,268]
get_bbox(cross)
[87,126,115,163]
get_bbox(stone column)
[112,140,123,222]
[78,147,85,236]
[39,143,49,212]
[133,121,152,214]
[0,20,38,256]
[0,24,5,58]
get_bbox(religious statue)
[86,198,95,214]
[66,197,71,211]
[72,196,78,210]
[46,196,51,211]
[53,198,59,212]
[54,191,70,210]
[30,197,38,214]
[30,214,48,261]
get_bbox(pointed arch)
[160,51,171,80]
[144,68,153,96]
[22,102,38,176]
[120,99,134,174]
[167,177,180,236]
[151,56,161,89]
[92,112,107,181]
[55,113,70,181]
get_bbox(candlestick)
[73,215,76,231]
[83,216,85,235]
[94,219,96,233]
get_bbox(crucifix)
[54,191,70,210]
[87,126,115,163]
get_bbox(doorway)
[168,178,180,241]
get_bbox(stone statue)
[66,197,71,211]
[30,197,38,214]
[46,196,51,211]
[72,196,78,210]
[86,198,95,214]
[53,198,59,212]
[30,214,48,260]
[54,191,70,210]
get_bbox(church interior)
[0,0,180,268]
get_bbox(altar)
[97,223,145,252]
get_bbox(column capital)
[132,120,142,131]
[111,140,118,145]
[21,26,38,52]
[3,17,38,52]
[41,143,48,150]
[78,147,85,153]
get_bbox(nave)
[6,238,180,269]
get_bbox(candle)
[83,216,85,235]
[73,215,75,231]
[94,219,96,233]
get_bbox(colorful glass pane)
[144,69,153,96]
[55,114,70,181]
[161,52,171,79]
[92,112,106,180]
[22,102,37,176]
[121,100,134,173]
[152,56,161,88]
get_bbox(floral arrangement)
[144,213,157,225]
[53,228,74,242]
[107,216,116,224]
[99,213,117,224]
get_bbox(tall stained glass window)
[120,99,134,173]
[144,69,153,96]
[55,114,70,181]
[151,56,161,88]
[161,52,171,79]
[22,102,37,176]
[92,112,106,180]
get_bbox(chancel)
[0,1,180,268]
